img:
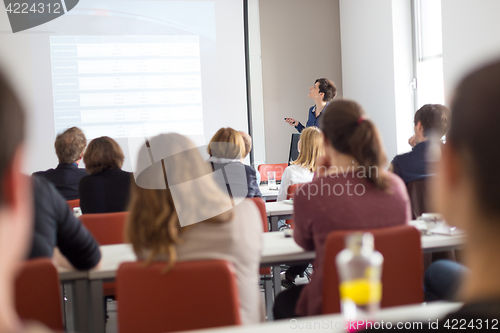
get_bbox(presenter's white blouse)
[277,164,314,201]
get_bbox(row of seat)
[16,194,423,332]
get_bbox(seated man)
[29,175,101,270]
[33,127,88,200]
[0,69,55,331]
[391,104,451,184]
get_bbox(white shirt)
[139,200,264,324]
[277,164,314,201]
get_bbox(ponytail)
[320,100,390,190]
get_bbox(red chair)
[79,212,128,246]
[248,197,268,233]
[79,212,128,296]
[248,197,271,272]
[285,184,302,228]
[117,260,241,333]
[66,199,80,210]
[15,258,63,331]
[258,163,288,182]
[322,225,424,314]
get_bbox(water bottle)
[336,232,383,320]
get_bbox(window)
[413,0,445,109]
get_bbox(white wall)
[259,0,343,164]
[442,0,500,101]
[339,0,414,161]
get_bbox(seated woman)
[126,133,263,324]
[273,100,411,319]
[79,136,132,214]
[277,126,324,201]
[207,127,262,199]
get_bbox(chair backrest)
[407,179,430,219]
[66,199,80,210]
[258,163,288,181]
[286,184,300,199]
[79,212,128,245]
[322,225,423,314]
[248,197,268,232]
[285,184,303,227]
[15,258,63,330]
[117,260,241,333]
[248,198,271,275]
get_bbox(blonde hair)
[291,127,324,173]
[207,127,245,159]
[126,133,233,271]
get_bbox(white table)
[59,229,466,333]
[259,184,280,202]
[180,302,463,333]
[265,201,293,231]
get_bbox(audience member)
[33,127,87,200]
[364,59,500,333]
[277,126,323,201]
[424,260,468,302]
[239,130,261,184]
[208,128,262,198]
[126,133,264,324]
[29,175,101,270]
[79,136,132,214]
[274,100,411,319]
[0,70,53,332]
[391,104,451,184]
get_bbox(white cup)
[73,207,82,218]
[267,171,278,190]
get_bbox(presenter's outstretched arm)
[285,117,304,133]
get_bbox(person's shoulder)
[32,168,56,176]
[385,171,409,195]
[75,167,88,176]
[235,199,259,215]
[244,164,256,173]
[79,173,93,185]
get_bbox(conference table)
[265,201,293,231]
[59,229,466,333]
[182,302,463,333]
[259,184,280,202]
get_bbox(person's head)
[207,127,245,160]
[414,104,451,143]
[291,127,324,173]
[0,71,32,330]
[308,78,337,102]
[320,100,389,189]
[54,127,87,164]
[239,131,252,158]
[127,133,233,271]
[433,61,500,241]
[83,136,124,175]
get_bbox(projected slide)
[50,35,204,138]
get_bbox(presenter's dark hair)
[321,100,389,190]
[315,78,337,102]
[449,60,500,217]
[414,104,451,137]
[0,71,25,206]
[55,127,87,164]
[84,136,124,175]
